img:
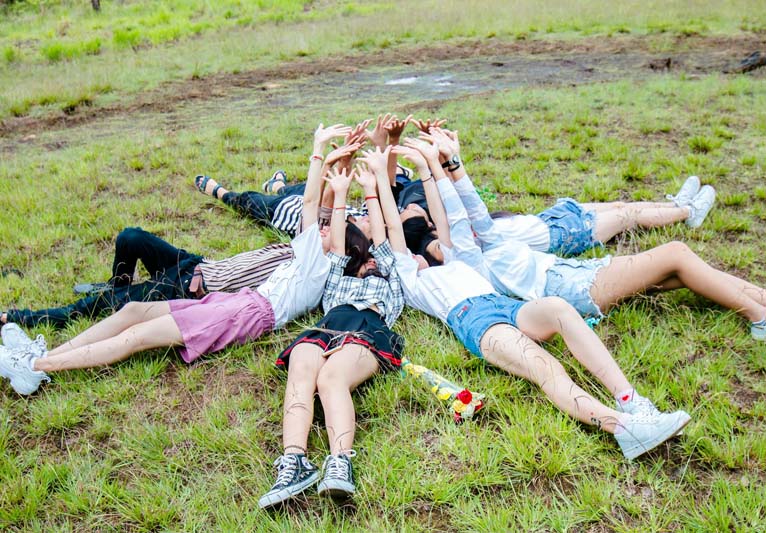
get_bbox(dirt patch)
[2,34,765,139]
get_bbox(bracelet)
[310,154,324,162]
[364,196,378,201]
[421,175,434,183]
[333,206,346,211]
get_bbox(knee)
[116,301,150,320]
[538,296,579,322]
[115,227,146,252]
[316,366,346,395]
[663,240,692,256]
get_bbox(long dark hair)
[402,216,441,266]
[343,223,372,277]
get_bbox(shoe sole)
[258,471,320,509]
[317,480,355,499]
[622,413,691,460]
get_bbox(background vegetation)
[1,0,766,530]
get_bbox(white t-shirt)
[491,214,550,252]
[257,223,330,328]
[394,252,496,322]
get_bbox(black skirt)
[276,305,403,372]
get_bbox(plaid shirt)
[322,240,404,327]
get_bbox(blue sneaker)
[317,451,356,499]
[258,454,320,509]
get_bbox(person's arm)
[324,167,354,255]
[357,146,394,249]
[384,114,411,186]
[303,123,352,230]
[400,140,487,271]
[362,156,406,255]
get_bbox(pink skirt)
[169,288,275,363]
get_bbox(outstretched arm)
[303,123,352,230]
[360,147,406,253]
[356,147,390,248]
[324,168,354,255]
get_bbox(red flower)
[456,389,473,404]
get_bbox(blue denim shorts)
[446,294,525,358]
[543,256,610,319]
[537,198,599,256]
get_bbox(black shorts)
[276,305,403,372]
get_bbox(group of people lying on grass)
[1,114,764,510]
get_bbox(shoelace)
[273,455,300,486]
[324,450,356,479]
[631,396,660,416]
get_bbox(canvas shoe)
[0,344,50,395]
[258,453,320,509]
[317,451,356,499]
[615,391,661,417]
[666,175,700,207]
[751,319,766,341]
[615,410,691,460]
[1,323,33,351]
[685,185,716,228]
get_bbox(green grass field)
[1,1,766,531]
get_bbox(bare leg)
[479,324,624,433]
[580,201,677,212]
[590,242,766,322]
[316,344,380,454]
[34,314,183,372]
[515,297,631,395]
[48,302,171,356]
[592,205,690,244]
[282,344,326,454]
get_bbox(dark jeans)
[221,183,306,223]
[7,227,203,328]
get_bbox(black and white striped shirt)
[198,243,294,293]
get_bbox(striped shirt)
[273,195,367,236]
[198,243,294,293]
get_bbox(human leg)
[258,342,326,509]
[112,227,199,284]
[591,205,690,244]
[34,312,182,372]
[194,175,229,200]
[316,343,379,497]
[589,241,766,323]
[316,343,380,454]
[220,190,291,224]
[478,323,624,432]
[47,301,171,356]
[515,297,631,395]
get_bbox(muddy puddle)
[2,45,748,155]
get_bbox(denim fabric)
[112,227,201,285]
[446,294,525,358]
[543,256,611,318]
[537,198,600,257]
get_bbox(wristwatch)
[441,154,461,171]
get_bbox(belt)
[188,265,206,298]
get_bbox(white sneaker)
[616,392,661,417]
[615,410,690,460]
[666,175,700,207]
[0,344,50,395]
[685,185,716,228]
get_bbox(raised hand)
[323,167,354,195]
[354,164,378,193]
[347,118,372,146]
[412,117,447,133]
[391,145,429,174]
[402,137,440,163]
[419,127,460,158]
[384,114,412,140]
[358,145,391,177]
[325,142,362,167]
[314,123,352,147]
[365,113,393,148]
